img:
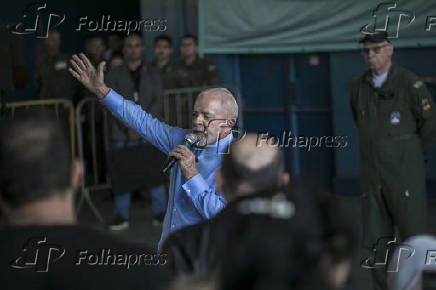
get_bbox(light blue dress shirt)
[101,89,232,250]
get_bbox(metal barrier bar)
[90,102,99,185]
[175,93,182,126]
[75,97,106,223]
[163,93,170,124]
[1,99,76,157]
[187,92,193,125]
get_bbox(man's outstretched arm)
[69,53,182,154]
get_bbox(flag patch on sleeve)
[422,97,431,111]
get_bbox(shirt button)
[186,189,191,193]
[173,208,176,212]
[171,224,175,228]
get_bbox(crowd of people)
[35,31,221,105]
[1,29,436,290]
[34,31,222,231]
[0,111,359,290]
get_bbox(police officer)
[175,34,220,88]
[350,31,436,290]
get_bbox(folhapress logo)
[10,237,65,272]
[360,2,415,39]
[11,2,66,38]
[361,236,415,272]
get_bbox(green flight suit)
[350,63,436,289]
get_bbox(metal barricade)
[75,97,110,223]
[0,99,75,157]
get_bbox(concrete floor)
[76,190,436,290]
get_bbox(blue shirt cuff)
[182,174,208,197]
[101,89,122,109]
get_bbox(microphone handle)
[162,157,177,174]
[161,140,193,174]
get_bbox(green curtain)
[199,0,436,54]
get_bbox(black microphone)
[162,133,198,174]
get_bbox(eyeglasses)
[192,112,229,126]
[205,118,229,128]
[361,44,389,55]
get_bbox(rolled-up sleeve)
[101,89,184,154]
[182,173,226,219]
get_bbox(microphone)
[162,133,198,174]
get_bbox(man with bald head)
[162,133,289,275]
[215,134,288,201]
[69,53,237,250]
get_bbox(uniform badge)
[413,81,423,89]
[422,97,431,111]
[390,112,400,125]
[54,61,67,71]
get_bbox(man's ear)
[387,44,394,57]
[225,118,237,134]
[71,158,84,193]
[228,118,236,127]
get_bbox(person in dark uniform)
[35,30,77,101]
[350,31,436,290]
[175,34,220,88]
[151,35,178,89]
[171,35,221,128]
[151,35,181,126]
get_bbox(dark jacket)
[106,63,164,142]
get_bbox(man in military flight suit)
[350,31,436,290]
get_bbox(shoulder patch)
[413,81,423,89]
[422,97,431,111]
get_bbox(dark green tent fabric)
[199,0,436,54]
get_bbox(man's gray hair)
[198,87,238,119]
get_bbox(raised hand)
[69,53,110,99]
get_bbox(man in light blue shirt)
[69,53,238,249]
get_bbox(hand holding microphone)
[163,133,199,179]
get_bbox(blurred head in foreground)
[214,182,357,290]
[215,133,289,201]
[0,112,83,225]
